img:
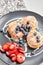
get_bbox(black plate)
[0,10,43,65]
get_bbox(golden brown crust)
[21,16,38,30]
[7,21,24,39]
[27,30,43,48]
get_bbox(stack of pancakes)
[7,16,43,48]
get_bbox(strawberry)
[15,50,19,55]
[6,42,11,46]
[2,42,11,51]
[19,50,25,54]
[8,48,18,55]
[6,51,10,57]
[9,44,15,51]
[10,54,16,58]
[18,47,24,51]
[0,48,5,53]
[0,45,5,52]
[18,47,25,54]
[11,54,16,62]
[1,42,25,64]
[17,53,25,64]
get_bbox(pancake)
[21,16,38,30]
[7,21,24,39]
[27,30,43,48]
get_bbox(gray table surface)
[0,0,43,65]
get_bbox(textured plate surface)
[0,11,43,65]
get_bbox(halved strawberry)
[6,51,10,57]
[10,54,16,58]
[18,47,24,51]
[8,48,18,55]
[0,45,5,52]
[17,53,25,64]
[2,42,11,51]
[18,47,25,54]
[0,48,5,53]
[11,54,16,62]
[9,44,15,51]
[6,42,11,46]
[15,50,19,55]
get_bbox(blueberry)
[26,29,29,32]
[34,32,37,36]
[26,21,30,24]
[21,25,26,31]
[37,39,40,42]
[21,24,25,28]
[23,31,28,36]
[19,40,23,44]
[21,29,25,33]
[36,36,40,39]
[20,28,28,36]
[19,27,23,31]
[26,26,31,29]
[15,31,18,34]
[23,27,26,30]
[36,36,40,42]
[16,26,20,31]
[26,26,32,32]
[19,27,26,34]
[16,28,18,31]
